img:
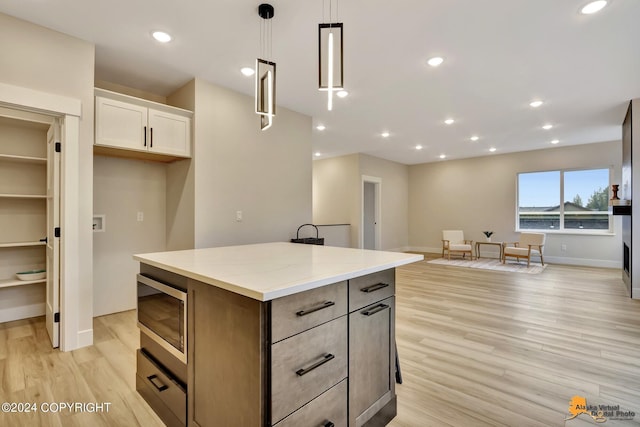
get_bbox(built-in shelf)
[0,278,46,289]
[0,154,46,164]
[0,241,46,248]
[0,193,46,199]
[610,205,632,215]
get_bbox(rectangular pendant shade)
[318,23,343,91]
[256,58,276,130]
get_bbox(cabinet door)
[148,109,191,157]
[95,96,148,151]
[349,297,394,427]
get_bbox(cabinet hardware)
[295,353,335,376]
[150,127,153,148]
[296,301,335,317]
[54,142,61,153]
[40,237,47,243]
[362,303,389,316]
[322,422,335,427]
[147,374,169,392]
[360,282,389,293]
[143,126,147,147]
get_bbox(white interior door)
[363,182,376,250]
[46,120,61,348]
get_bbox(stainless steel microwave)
[137,274,187,363]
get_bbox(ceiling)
[1,0,639,165]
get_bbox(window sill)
[515,229,615,237]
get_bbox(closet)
[0,107,60,346]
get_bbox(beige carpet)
[427,257,547,274]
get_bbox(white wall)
[0,12,94,348]
[93,156,167,316]
[409,141,622,267]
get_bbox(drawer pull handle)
[143,126,147,147]
[147,374,169,392]
[150,127,153,148]
[360,282,389,293]
[322,422,335,427]
[296,301,335,317]
[296,353,335,376]
[362,303,389,316]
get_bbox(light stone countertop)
[134,242,424,301]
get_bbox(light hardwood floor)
[1,254,639,426]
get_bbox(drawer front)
[271,316,348,424]
[136,350,186,423]
[349,269,395,312]
[274,379,347,427]
[271,281,347,343]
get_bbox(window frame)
[515,166,613,235]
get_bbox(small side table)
[475,241,503,260]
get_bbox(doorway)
[361,175,381,250]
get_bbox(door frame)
[360,175,382,250]
[0,82,84,351]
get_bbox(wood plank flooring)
[0,254,639,426]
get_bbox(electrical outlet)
[561,244,567,251]
[236,210,243,222]
[137,212,144,222]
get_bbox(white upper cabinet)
[94,89,192,160]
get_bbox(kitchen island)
[134,242,423,427]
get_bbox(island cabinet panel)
[271,280,347,343]
[348,269,395,312]
[187,279,267,427]
[349,297,395,427]
[271,316,348,423]
[274,379,348,427]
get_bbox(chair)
[442,230,473,260]
[502,232,545,267]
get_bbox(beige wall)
[0,13,95,346]
[313,154,360,245]
[191,79,312,247]
[313,153,409,251]
[360,154,409,251]
[157,78,313,249]
[409,141,622,267]
[93,156,167,316]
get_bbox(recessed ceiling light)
[381,132,390,138]
[489,147,497,152]
[240,67,255,76]
[314,152,322,157]
[336,90,349,98]
[152,31,172,43]
[316,125,326,131]
[427,57,444,67]
[581,1,608,14]
[470,135,479,141]
[529,100,543,108]
[551,139,560,144]
[542,124,553,130]
[416,145,423,150]
[439,154,446,159]
[444,118,455,125]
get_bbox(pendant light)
[319,0,344,111]
[256,3,276,130]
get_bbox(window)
[517,168,610,232]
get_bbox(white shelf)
[0,241,46,248]
[0,154,46,164]
[0,278,46,289]
[0,193,46,199]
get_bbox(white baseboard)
[76,328,94,349]
[0,303,45,323]
[407,247,621,269]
